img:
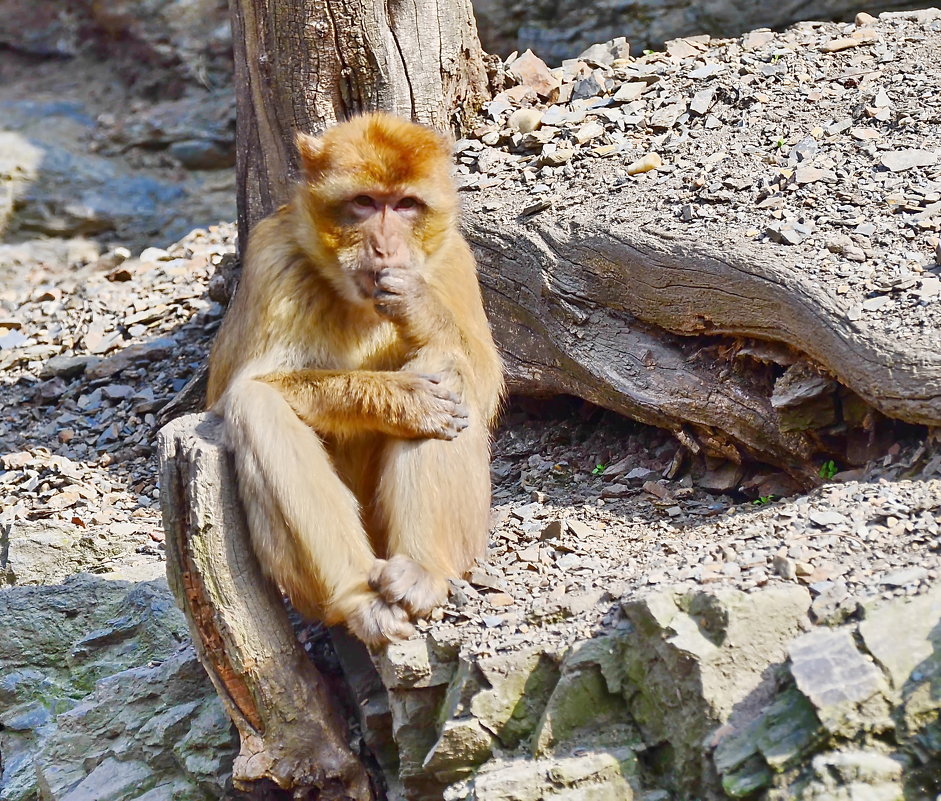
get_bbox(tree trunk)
[228,0,491,242]
[158,415,377,800]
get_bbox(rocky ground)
[461,10,941,344]
[2,7,941,801]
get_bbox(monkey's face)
[293,114,459,309]
[331,191,426,304]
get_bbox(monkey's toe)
[347,594,415,648]
[370,555,448,618]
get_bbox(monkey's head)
[293,113,458,306]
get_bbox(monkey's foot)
[369,555,448,618]
[346,593,415,648]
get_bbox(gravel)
[1,14,939,666]
[457,9,941,352]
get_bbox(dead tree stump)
[157,413,376,800]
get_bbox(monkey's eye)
[352,195,376,209]
[395,197,420,211]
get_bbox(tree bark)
[158,415,377,800]
[460,187,941,477]
[228,0,491,242]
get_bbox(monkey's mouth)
[352,271,379,301]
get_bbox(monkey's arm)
[374,240,504,423]
[259,369,468,440]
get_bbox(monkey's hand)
[369,556,448,618]
[396,372,469,440]
[372,266,425,322]
[373,267,465,351]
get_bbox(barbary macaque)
[206,113,504,646]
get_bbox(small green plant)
[643,49,655,55]
[771,53,783,63]
[774,136,786,150]
[752,495,775,506]
[592,464,607,476]
[819,460,838,479]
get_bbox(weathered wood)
[157,414,376,800]
[228,0,491,241]
[462,196,941,472]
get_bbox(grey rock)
[475,0,921,65]
[689,88,715,116]
[0,133,184,242]
[859,585,941,691]
[765,221,814,246]
[878,566,928,587]
[0,331,29,350]
[422,718,495,783]
[714,688,818,789]
[0,0,231,84]
[167,139,235,170]
[771,363,837,409]
[35,648,236,801]
[449,753,634,800]
[376,638,459,690]
[879,149,937,172]
[801,750,903,799]
[1,519,139,586]
[54,757,156,801]
[697,461,743,493]
[38,354,99,380]
[789,628,889,733]
[577,37,630,66]
[1,576,233,801]
[808,509,846,527]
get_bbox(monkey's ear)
[295,131,327,182]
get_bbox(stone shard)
[376,637,459,690]
[448,754,634,801]
[789,628,890,734]
[879,149,937,172]
[577,37,630,67]
[859,584,941,691]
[422,718,495,783]
[506,50,560,99]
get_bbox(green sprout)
[752,495,775,506]
[819,460,838,479]
[592,464,607,476]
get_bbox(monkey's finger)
[430,388,466,409]
[418,373,443,385]
[449,401,470,419]
[349,595,415,646]
[368,559,389,593]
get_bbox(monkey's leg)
[371,418,491,617]
[221,379,415,645]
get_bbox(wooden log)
[462,195,941,475]
[157,413,376,800]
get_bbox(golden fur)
[207,113,503,646]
